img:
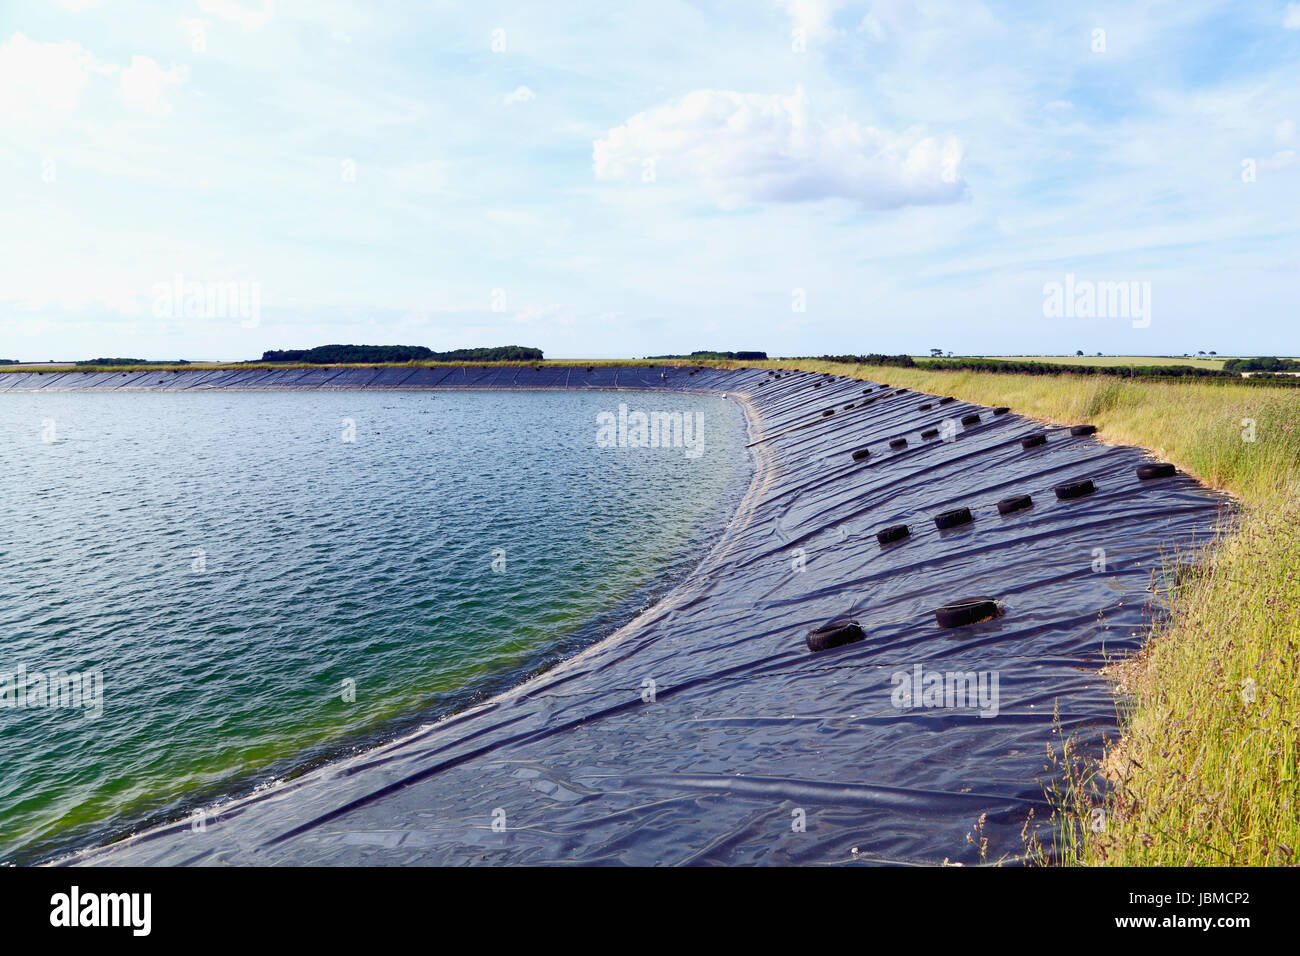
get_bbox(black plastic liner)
[9,366,1227,866]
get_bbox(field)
[723,357,1300,865]
[946,355,1232,370]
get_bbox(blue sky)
[2,0,1298,360]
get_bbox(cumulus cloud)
[777,0,847,40]
[0,33,187,117]
[593,87,965,210]
[119,55,189,115]
[503,85,535,106]
[1260,149,1296,171]
[0,33,114,114]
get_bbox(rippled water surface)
[0,389,750,862]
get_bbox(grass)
[724,358,1299,865]
[950,354,1233,370]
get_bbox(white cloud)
[593,87,965,210]
[197,0,273,31]
[1285,3,1300,29]
[0,33,115,114]
[503,85,536,106]
[119,56,189,115]
[777,0,847,39]
[858,0,926,41]
[1260,149,1296,171]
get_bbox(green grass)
[957,354,1232,370]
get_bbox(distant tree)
[1209,350,1217,355]
[1076,350,1084,356]
[1198,351,1206,356]
[929,348,943,357]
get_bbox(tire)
[935,597,1000,628]
[920,427,939,439]
[814,382,823,388]
[1054,478,1096,500]
[935,506,973,529]
[843,403,855,410]
[889,437,908,449]
[939,396,955,405]
[822,409,834,417]
[895,389,907,395]
[862,388,873,394]
[805,619,866,652]
[876,524,909,545]
[997,493,1032,515]
[918,402,932,411]
[1070,424,1097,436]
[851,447,871,461]
[961,413,981,426]
[1021,433,1047,449]
[993,406,1010,415]
[1137,462,1176,479]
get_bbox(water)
[0,389,751,862]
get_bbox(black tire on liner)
[992,406,1010,415]
[939,396,955,405]
[961,413,981,426]
[1054,478,1096,500]
[805,619,866,653]
[895,389,907,395]
[822,409,834,417]
[1021,433,1047,449]
[997,493,1032,515]
[918,402,932,411]
[876,524,909,545]
[920,427,939,439]
[934,507,973,529]
[935,598,999,628]
[1071,424,1097,436]
[1137,462,1176,479]
[889,437,908,449]
[851,447,871,461]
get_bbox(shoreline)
[13,365,1228,866]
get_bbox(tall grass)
[723,359,1300,865]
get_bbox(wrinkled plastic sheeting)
[28,367,1227,866]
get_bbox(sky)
[1,0,1298,361]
